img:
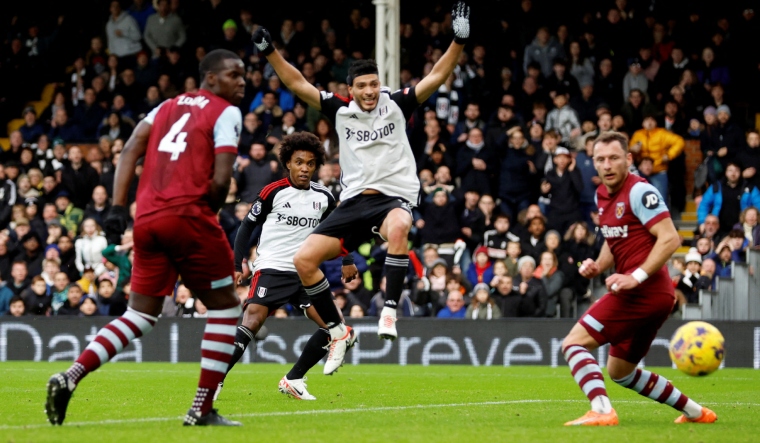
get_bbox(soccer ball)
[669,321,725,376]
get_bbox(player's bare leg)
[607,355,716,424]
[294,234,353,374]
[561,323,618,426]
[183,285,242,426]
[46,293,164,425]
[376,208,413,340]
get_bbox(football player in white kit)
[250,2,472,365]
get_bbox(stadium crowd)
[2,0,760,321]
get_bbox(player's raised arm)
[414,1,470,103]
[103,119,151,243]
[253,27,321,110]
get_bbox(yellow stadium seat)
[7,119,24,135]
[26,101,47,118]
[41,83,58,104]
[0,138,9,151]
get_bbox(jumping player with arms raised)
[46,49,246,427]
[562,131,717,426]
[217,132,357,400]
[251,2,471,362]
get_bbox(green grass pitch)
[2,362,759,442]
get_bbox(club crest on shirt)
[379,105,388,116]
[615,202,625,219]
[257,287,267,298]
[313,202,322,210]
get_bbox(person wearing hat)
[628,113,685,207]
[53,191,82,233]
[622,57,649,101]
[466,245,494,286]
[143,0,186,57]
[465,282,502,320]
[541,145,583,234]
[675,248,709,304]
[19,231,44,276]
[513,255,547,317]
[20,106,44,143]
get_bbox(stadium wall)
[1,318,758,368]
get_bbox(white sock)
[682,399,703,418]
[590,395,613,414]
[328,323,347,341]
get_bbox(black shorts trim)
[244,269,310,311]
[311,194,412,253]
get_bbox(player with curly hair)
[219,132,356,400]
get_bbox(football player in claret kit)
[251,2,471,361]
[46,49,246,427]
[561,131,717,426]
[216,132,357,401]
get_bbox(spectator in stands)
[619,88,656,135]
[629,114,685,204]
[695,47,730,89]
[713,105,745,171]
[545,85,580,143]
[513,255,547,317]
[9,261,30,297]
[20,107,44,142]
[484,213,520,261]
[313,117,339,161]
[576,136,600,225]
[523,27,565,77]
[451,103,486,145]
[491,274,521,317]
[436,291,466,319]
[73,89,104,142]
[144,0,186,57]
[466,246,494,286]
[737,130,760,190]
[54,192,84,236]
[541,146,583,233]
[106,0,143,60]
[48,109,82,143]
[17,231,44,276]
[711,243,734,280]
[535,251,563,317]
[0,165,18,228]
[235,142,280,203]
[249,75,294,114]
[458,190,484,250]
[83,185,110,228]
[465,283,502,320]
[486,104,521,148]
[594,58,622,112]
[99,112,133,141]
[417,188,460,247]
[134,52,159,93]
[252,91,283,132]
[734,207,759,249]
[21,275,49,315]
[74,218,107,277]
[61,146,100,210]
[56,283,85,316]
[455,127,494,197]
[238,113,267,156]
[497,128,535,221]
[698,163,760,240]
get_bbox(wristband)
[632,268,649,284]
[342,254,355,266]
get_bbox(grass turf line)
[2,362,758,442]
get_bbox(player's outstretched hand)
[452,1,471,44]
[578,258,600,279]
[252,27,275,56]
[605,273,638,293]
[103,205,128,245]
[341,264,359,283]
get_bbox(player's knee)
[607,364,633,382]
[293,250,317,275]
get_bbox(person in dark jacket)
[235,142,281,203]
[736,130,760,190]
[498,128,537,221]
[417,188,461,246]
[60,146,100,210]
[491,274,524,317]
[557,222,597,318]
[512,255,547,317]
[712,105,746,171]
[21,276,51,315]
[455,128,496,197]
[541,147,584,234]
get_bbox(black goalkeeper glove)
[103,205,129,245]
[452,1,471,44]
[252,27,275,56]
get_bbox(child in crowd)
[467,246,494,286]
[465,283,502,320]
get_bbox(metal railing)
[687,249,760,320]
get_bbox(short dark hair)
[495,213,511,222]
[346,59,379,85]
[278,132,326,171]
[199,49,240,80]
[593,131,629,153]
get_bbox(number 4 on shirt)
[158,113,191,160]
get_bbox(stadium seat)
[0,138,9,151]
[6,119,24,135]
[40,83,57,104]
